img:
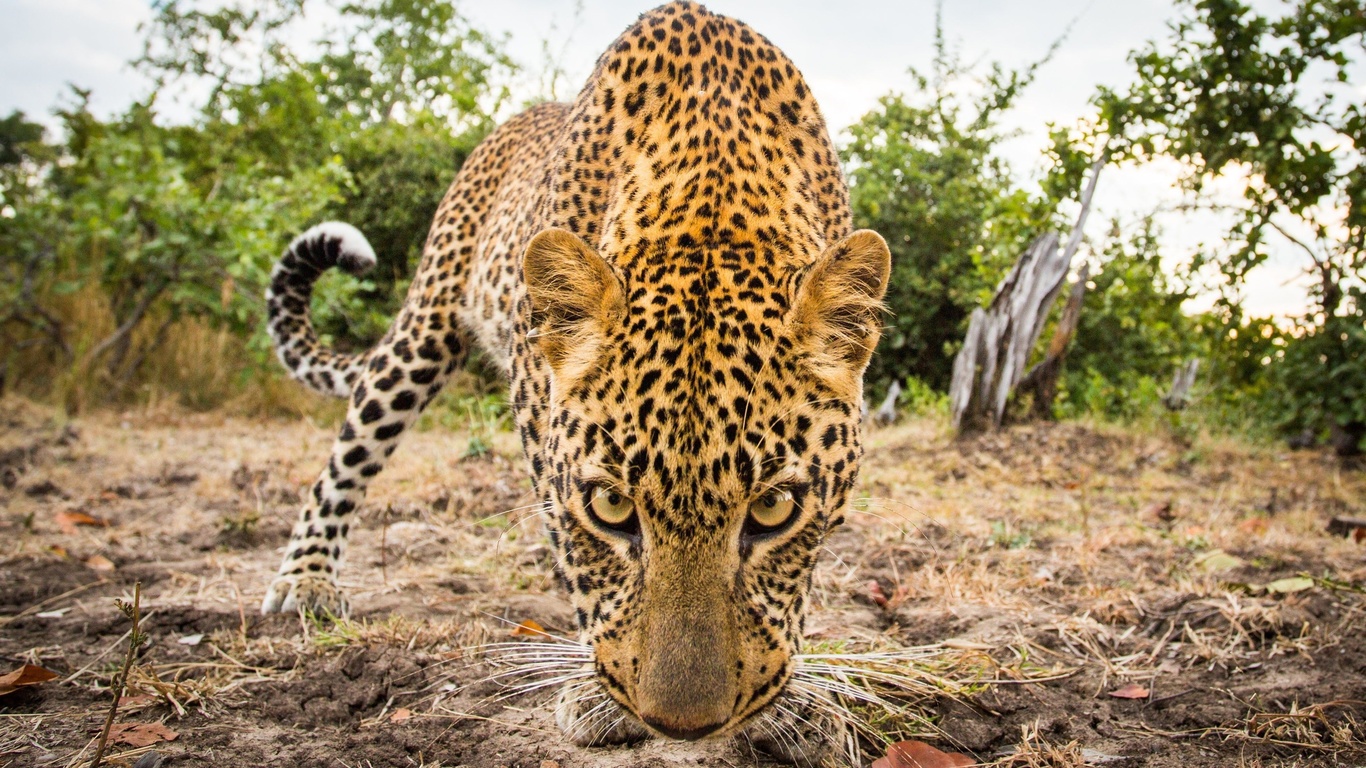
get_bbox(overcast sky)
[0,0,1321,316]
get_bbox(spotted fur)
[261,3,890,764]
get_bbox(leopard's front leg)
[554,677,651,747]
[261,316,469,616]
[739,687,849,768]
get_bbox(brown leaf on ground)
[109,722,179,748]
[85,554,116,572]
[0,664,59,696]
[54,510,110,535]
[389,708,413,723]
[511,619,550,639]
[871,740,974,768]
[1108,683,1150,699]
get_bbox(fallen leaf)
[1237,517,1269,535]
[511,619,550,639]
[0,664,59,696]
[540,761,561,768]
[1193,549,1243,573]
[1265,576,1314,594]
[1108,683,1150,699]
[46,544,69,558]
[109,722,179,748]
[866,580,889,607]
[871,740,974,768]
[85,554,116,572]
[54,510,110,535]
[389,707,413,723]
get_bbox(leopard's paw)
[555,679,650,747]
[741,693,847,768]
[260,574,350,617]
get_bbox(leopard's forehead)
[553,298,853,538]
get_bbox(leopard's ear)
[523,228,626,372]
[791,230,891,389]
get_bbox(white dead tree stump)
[950,157,1104,433]
[872,380,903,426]
[949,233,1072,431]
[1162,358,1201,411]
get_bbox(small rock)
[133,752,165,768]
[25,480,64,498]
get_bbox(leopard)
[260,2,890,764]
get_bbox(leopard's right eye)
[587,484,639,537]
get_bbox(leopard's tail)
[265,222,378,398]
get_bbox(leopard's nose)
[641,715,726,741]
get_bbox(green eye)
[748,489,796,532]
[590,486,635,527]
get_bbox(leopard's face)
[524,228,890,740]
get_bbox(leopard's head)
[522,227,889,740]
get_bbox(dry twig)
[89,582,143,768]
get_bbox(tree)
[138,0,513,348]
[0,0,514,406]
[843,29,1058,393]
[1106,0,1366,451]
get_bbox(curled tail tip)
[294,221,378,275]
[267,221,375,399]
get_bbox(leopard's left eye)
[587,484,638,538]
[746,489,796,535]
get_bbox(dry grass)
[3,277,351,419]
[983,722,1087,767]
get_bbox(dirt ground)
[2,396,1364,768]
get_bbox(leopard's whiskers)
[782,680,876,765]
